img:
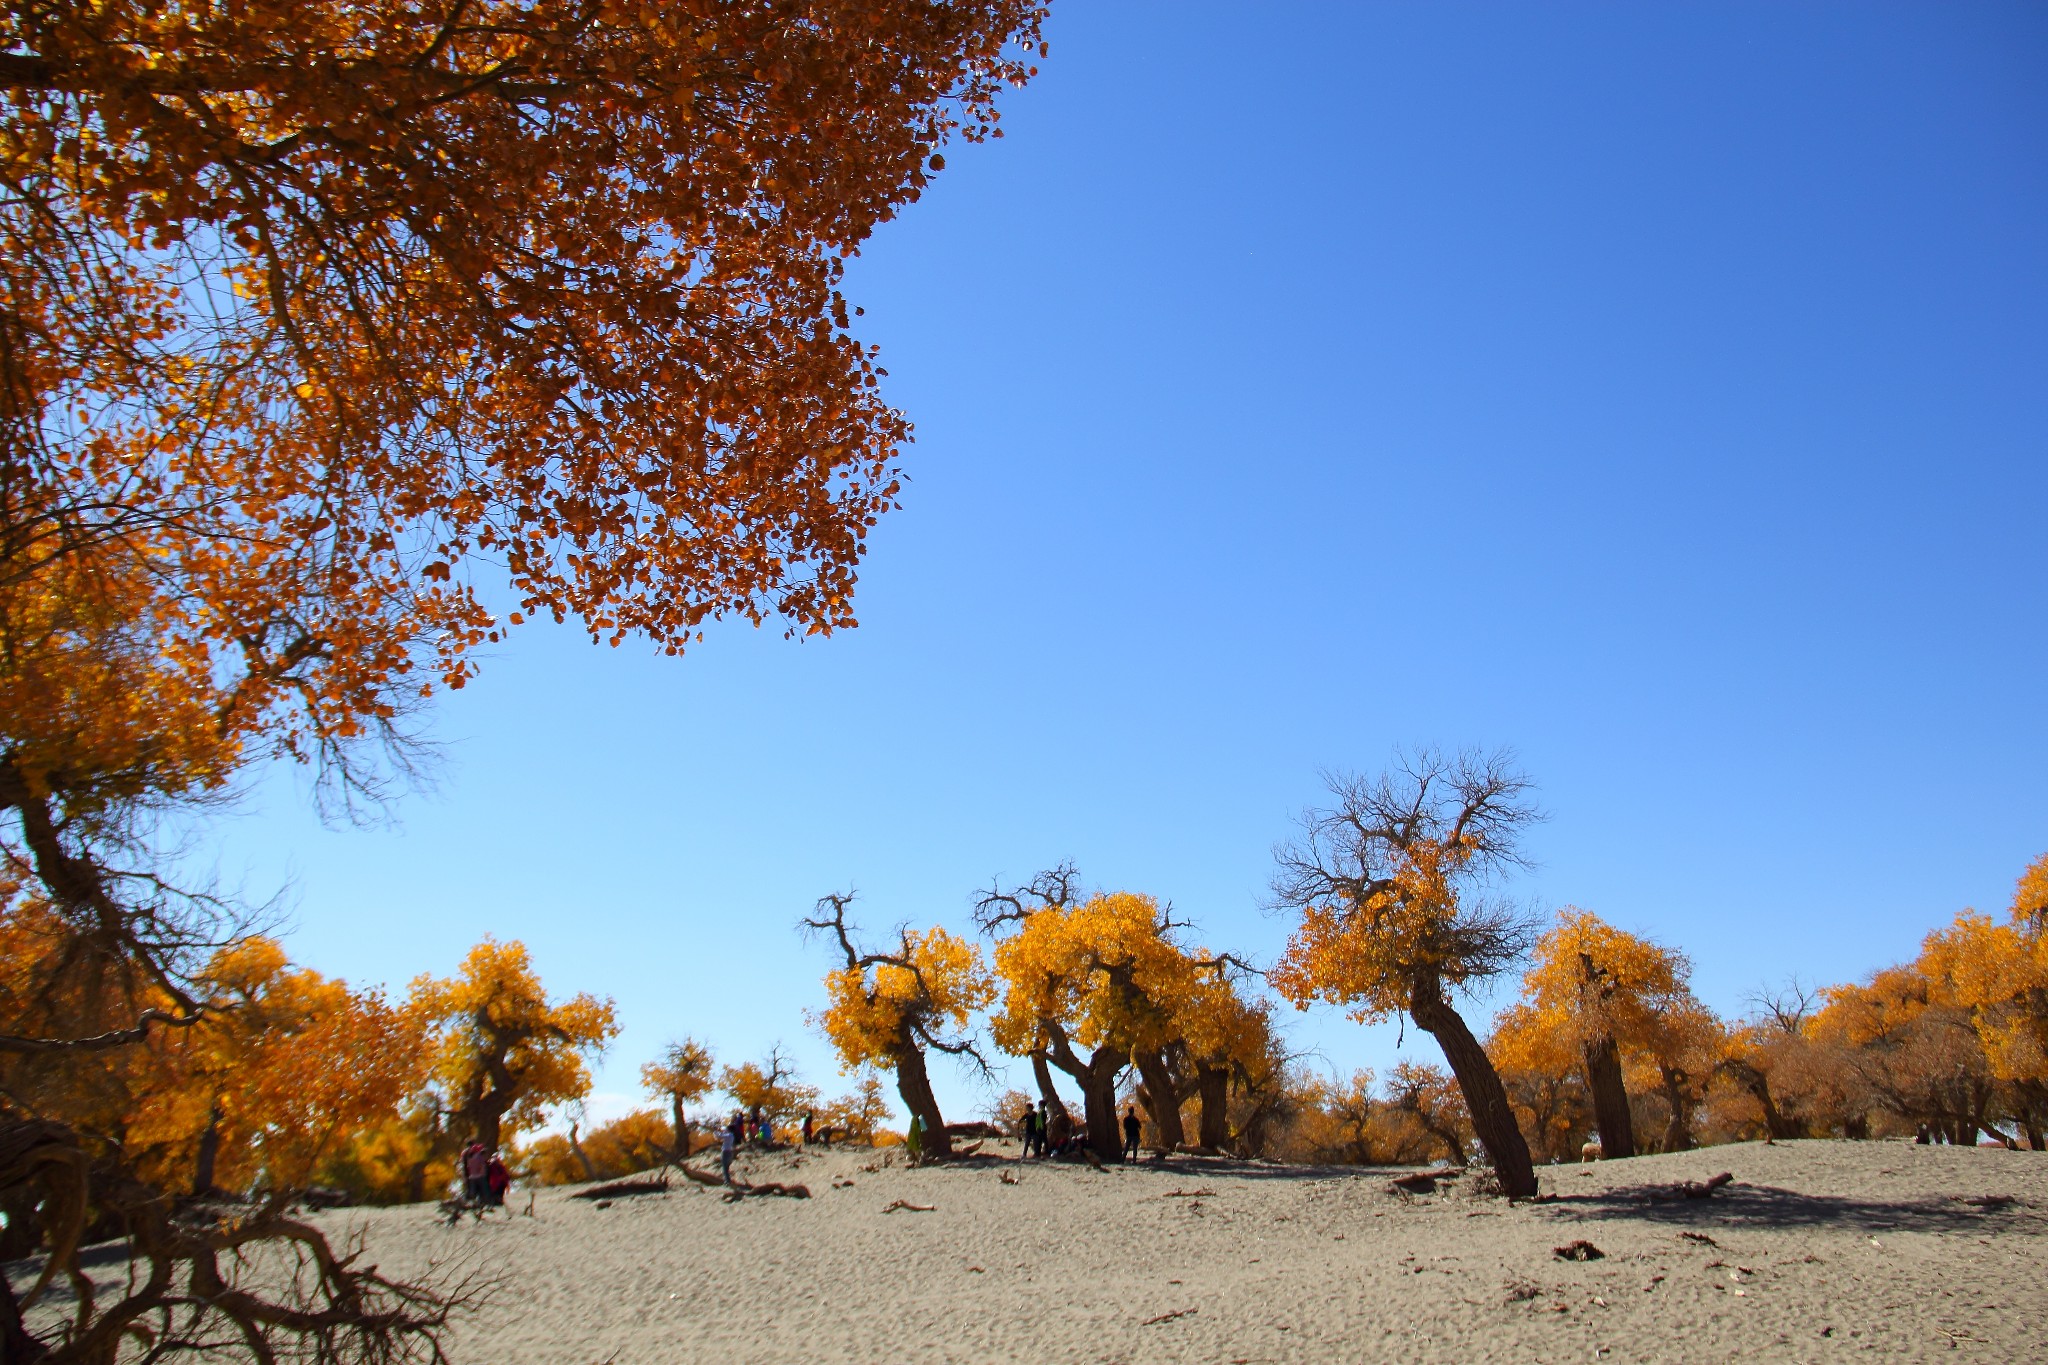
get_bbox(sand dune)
[277,1137,2047,1364]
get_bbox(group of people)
[719,1105,818,1181]
[1016,1100,1147,1161]
[459,1140,512,1206]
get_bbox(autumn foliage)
[1,3,1049,1356]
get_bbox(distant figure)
[749,1104,763,1142]
[907,1113,926,1165]
[803,1110,815,1146]
[760,1115,775,1146]
[485,1152,510,1207]
[1916,1124,1931,1145]
[1019,1103,1040,1158]
[1580,1138,1602,1163]
[1035,1100,1050,1158]
[461,1140,491,1203]
[1122,1106,1142,1161]
[722,1111,742,1183]
[1046,1106,1074,1157]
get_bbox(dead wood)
[882,1199,936,1213]
[1641,1171,1734,1202]
[1160,1188,1216,1199]
[1554,1240,1605,1261]
[1142,1308,1198,1325]
[675,1164,809,1200]
[572,1176,670,1201]
[1388,1166,1463,1195]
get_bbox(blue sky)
[216,2,2047,1130]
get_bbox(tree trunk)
[1196,1064,1230,1150]
[670,1096,689,1160]
[1658,1068,1692,1153]
[1081,1060,1121,1160]
[1133,1049,1185,1150]
[893,1043,953,1160]
[1030,1051,1072,1125]
[0,1271,45,1365]
[1409,975,1537,1197]
[1042,1023,1127,1160]
[191,1104,223,1195]
[568,1121,596,1181]
[1581,1035,1636,1159]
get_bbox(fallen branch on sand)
[882,1199,936,1214]
[1388,1167,1463,1195]
[673,1164,810,1200]
[1160,1188,1216,1199]
[722,1181,810,1201]
[952,1140,984,1158]
[572,1177,669,1201]
[1142,1308,1197,1326]
[1640,1172,1734,1202]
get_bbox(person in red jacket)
[485,1152,511,1207]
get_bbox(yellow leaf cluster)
[815,925,992,1073]
[988,891,1203,1059]
[1270,837,1481,1023]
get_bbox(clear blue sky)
[216,2,2047,1131]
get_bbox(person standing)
[722,1111,742,1184]
[1122,1105,1142,1161]
[1019,1103,1039,1159]
[803,1110,815,1146]
[1035,1100,1051,1158]
[485,1151,510,1207]
[461,1140,491,1204]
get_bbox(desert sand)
[280,1137,2046,1364]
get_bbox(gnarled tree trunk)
[1409,973,1536,1198]
[893,1042,953,1161]
[1196,1064,1230,1150]
[1030,1050,1071,1125]
[1132,1049,1185,1151]
[1581,1035,1636,1159]
[1658,1066,1693,1153]
[191,1104,223,1195]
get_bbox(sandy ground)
[17,1138,2047,1362]
[277,1137,2045,1364]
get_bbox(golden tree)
[410,938,617,1151]
[1934,853,2048,1147]
[818,1073,895,1145]
[717,1042,818,1131]
[978,870,1217,1161]
[641,1036,717,1159]
[1487,1002,1591,1162]
[1517,909,1691,1159]
[804,892,992,1161]
[1268,749,1543,1197]
[1813,950,1997,1144]
[1,3,1046,1354]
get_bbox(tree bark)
[568,1121,596,1181]
[892,1043,953,1160]
[1042,1022,1126,1160]
[670,1096,689,1160]
[1196,1064,1230,1150]
[191,1104,223,1195]
[1658,1068,1692,1153]
[1581,1035,1636,1159]
[1409,974,1537,1197]
[1133,1049,1184,1150]
[1030,1050,1071,1125]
